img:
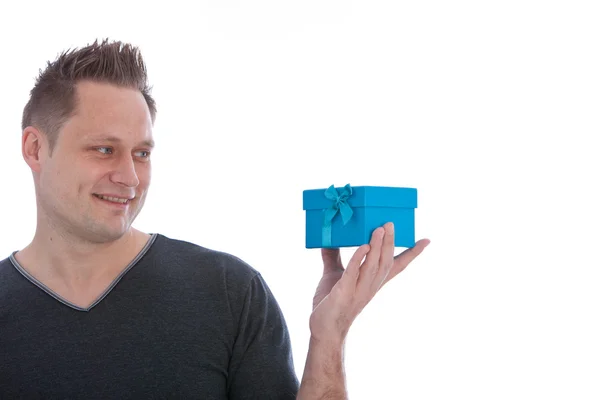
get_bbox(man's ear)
[22,126,47,173]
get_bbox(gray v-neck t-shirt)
[0,233,299,399]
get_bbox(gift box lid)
[303,185,417,210]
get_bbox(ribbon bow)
[322,184,354,247]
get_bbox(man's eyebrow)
[85,136,155,148]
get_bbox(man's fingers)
[343,244,370,284]
[393,238,430,266]
[382,238,430,287]
[375,222,395,288]
[355,227,385,290]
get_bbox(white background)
[1,1,599,398]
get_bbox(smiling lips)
[93,193,134,205]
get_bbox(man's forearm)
[296,336,347,400]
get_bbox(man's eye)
[135,150,151,158]
[97,147,112,154]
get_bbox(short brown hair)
[21,38,157,154]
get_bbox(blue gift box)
[302,184,418,249]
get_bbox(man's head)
[21,38,157,243]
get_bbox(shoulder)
[0,255,11,271]
[147,233,261,285]
[0,256,15,288]
[146,234,277,320]
[0,254,21,283]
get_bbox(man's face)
[36,81,154,243]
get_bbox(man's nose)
[111,155,140,187]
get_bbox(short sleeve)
[227,273,300,399]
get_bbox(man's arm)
[226,271,300,399]
[297,222,430,399]
[296,337,346,399]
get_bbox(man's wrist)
[308,333,346,349]
[298,335,348,400]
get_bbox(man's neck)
[14,226,151,306]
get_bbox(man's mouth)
[93,194,133,204]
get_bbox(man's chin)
[83,223,134,244]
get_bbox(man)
[0,39,429,399]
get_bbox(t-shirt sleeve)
[227,273,300,399]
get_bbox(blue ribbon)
[322,184,354,247]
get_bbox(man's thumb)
[321,248,343,271]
